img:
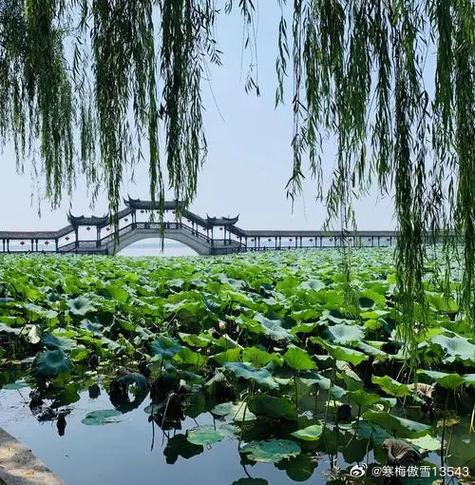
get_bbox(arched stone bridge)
[0,197,398,255]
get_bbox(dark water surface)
[1,386,473,485]
[0,387,335,485]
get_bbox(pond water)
[118,240,198,257]
[1,252,474,484]
[1,384,473,485]
[0,387,334,484]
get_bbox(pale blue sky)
[0,3,394,233]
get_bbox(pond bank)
[0,428,63,485]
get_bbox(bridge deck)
[0,199,404,255]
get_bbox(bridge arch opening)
[117,238,199,257]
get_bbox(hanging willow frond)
[0,1,475,351]
[90,0,160,218]
[280,0,475,348]
[0,0,74,204]
[225,0,260,95]
[453,1,475,324]
[160,0,219,209]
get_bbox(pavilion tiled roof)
[206,215,239,226]
[123,196,180,211]
[67,213,109,227]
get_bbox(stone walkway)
[0,428,63,485]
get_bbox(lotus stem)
[293,371,298,406]
[470,403,475,434]
[441,391,449,467]
[323,364,336,431]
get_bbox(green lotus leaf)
[417,370,466,390]
[174,347,208,368]
[363,411,431,438]
[357,422,392,446]
[212,348,241,365]
[372,375,411,397]
[211,401,256,422]
[186,424,235,446]
[32,350,73,378]
[298,372,347,399]
[355,341,388,359]
[300,279,325,291]
[67,296,96,316]
[240,439,301,463]
[407,435,441,452]
[337,361,362,385]
[242,347,280,368]
[164,434,203,464]
[24,303,56,321]
[360,309,389,319]
[150,336,183,359]
[3,380,29,390]
[425,291,458,313]
[178,332,213,347]
[347,390,385,408]
[446,434,475,469]
[168,278,185,290]
[81,409,121,425]
[215,334,241,349]
[55,383,81,406]
[98,282,129,302]
[283,347,316,370]
[360,289,386,308]
[290,322,318,335]
[325,324,365,345]
[80,319,104,335]
[223,362,279,389]
[255,314,293,342]
[144,404,162,415]
[42,333,78,351]
[248,394,297,420]
[311,337,368,366]
[290,423,323,441]
[359,296,375,309]
[275,276,300,295]
[430,334,475,364]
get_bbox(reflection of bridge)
[0,197,397,255]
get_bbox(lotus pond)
[0,250,474,484]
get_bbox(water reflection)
[118,240,198,257]
[1,385,307,485]
[0,369,475,485]
[0,374,473,485]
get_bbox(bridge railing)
[97,221,213,247]
[57,241,77,252]
[58,240,104,252]
[100,223,136,245]
[209,238,242,247]
[179,222,211,243]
